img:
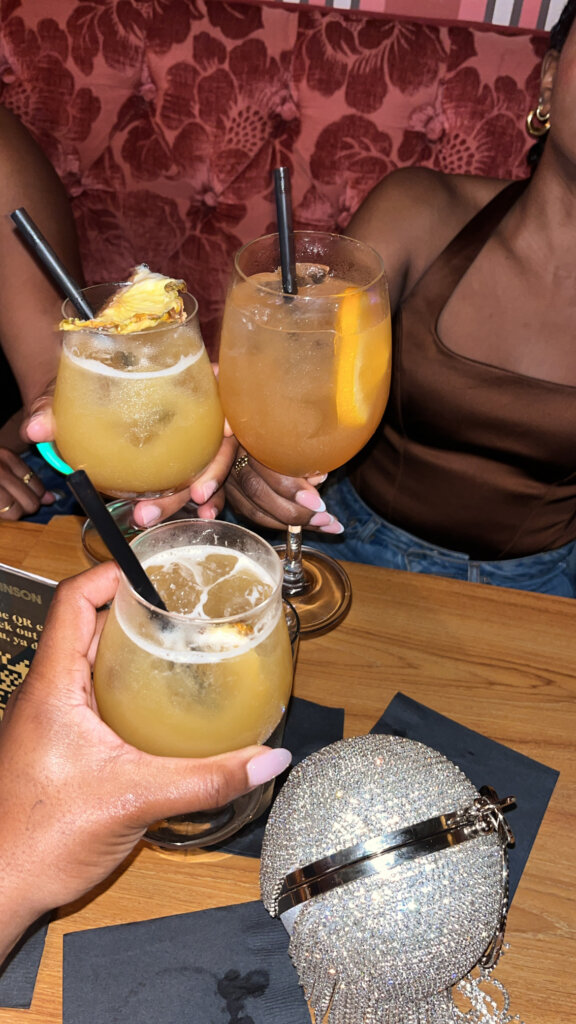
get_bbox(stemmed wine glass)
[43,281,224,561]
[218,230,391,636]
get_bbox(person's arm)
[0,104,83,431]
[0,562,291,963]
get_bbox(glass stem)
[282,524,309,596]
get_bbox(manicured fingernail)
[320,520,344,535]
[295,490,326,512]
[247,748,292,786]
[198,505,218,520]
[196,480,217,504]
[309,511,334,527]
[139,505,161,526]
[40,492,56,505]
[25,416,45,441]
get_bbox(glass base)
[144,780,274,851]
[143,709,292,852]
[275,544,352,637]
[81,500,142,563]
[81,499,201,562]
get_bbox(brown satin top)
[351,180,576,560]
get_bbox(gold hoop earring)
[526,103,551,137]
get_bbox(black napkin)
[63,900,309,1024]
[372,692,559,900]
[0,915,50,1009]
[214,696,345,858]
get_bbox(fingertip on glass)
[295,490,326,513]
[247,747,292,787]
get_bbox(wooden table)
[1,515,574,1022]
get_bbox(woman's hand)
[133,443,344,534]
[0,447,54,519]
[224,448,343,534]
[21,374,343,533]
[132,434,240,526]
[0,563,291,961]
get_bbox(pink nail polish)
[198,505,217,520]
[139,505,161,527]
[320,520,344,535]
[247,748,292,786]
[197,480,218,504]
[295,490,326,513]
[309,511,333,527]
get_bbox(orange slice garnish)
[334,287,382,427]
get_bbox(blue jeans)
[20,449,81,524]
[299,476,576,598]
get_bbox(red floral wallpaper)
[0,0,546,354]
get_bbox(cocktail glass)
[93,518,296,849]
[218,231,391,636]
[49,282,224,560]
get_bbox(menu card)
[0,563,56,1008]
[0,562,57,718]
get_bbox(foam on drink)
[60,345,203,380]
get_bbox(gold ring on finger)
[0,500,15,514]
[233,454,250,477]
[22,471,33,484]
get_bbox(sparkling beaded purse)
[260,734,524,1023]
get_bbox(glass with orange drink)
[48,270,224,559]
[54,272,223,498]
[93,518,297,849]
[218,231,391,635]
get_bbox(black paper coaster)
[63,901,309,1024]
[0,915,50,1010]
[372,692,559,900]
[9,693,559,1014]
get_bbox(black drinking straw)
[10,207,94,319]
[273,167,298,296]
[67,470,168,611]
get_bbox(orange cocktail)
[219,234,391,478]
[53,276,224,498]
[218,231,391,637]
[92,518,296,849]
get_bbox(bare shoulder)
[346,168,511,307]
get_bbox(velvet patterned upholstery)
[0,0,546,353]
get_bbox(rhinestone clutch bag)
[260,734,523,1023]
